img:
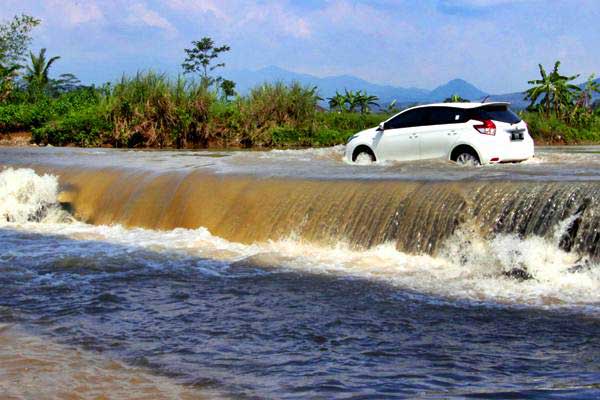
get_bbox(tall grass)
[29,73,338,148]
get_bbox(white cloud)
[46,0,105,26]
[164,0,230,21]
[240,3,311,39]
[127,2,177,36]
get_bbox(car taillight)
[474,119,496,136]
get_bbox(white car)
[345,102,534,165]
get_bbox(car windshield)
[473,105,521,124]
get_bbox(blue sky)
[2,0,598,93]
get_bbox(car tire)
[354,150,375,165]
[455,151,480,166]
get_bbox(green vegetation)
[444,94,469,103]
[327,89,379,113]
[0,14,599,148]
[522,61,600,143]
[14,72,387,148]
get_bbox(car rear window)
[428,107,469,125]
[473,105,521,124]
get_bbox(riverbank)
[2,74,598,149]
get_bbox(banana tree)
[355,90,379,113]
[327,91,346,112]
[444,94,469,103]
[525,61,580,118]
[579,74,600,109]
[0,62,19,102]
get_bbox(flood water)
[1,146,599,399]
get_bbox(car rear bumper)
[475,135,535,164]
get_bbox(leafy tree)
[52,73,82,94]
[0,14,40,66]
[0,14,40,102]
[182,37,230,88]
[220,79,236,101]
[444,94,469,103]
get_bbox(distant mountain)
[488,91,528,109]
[223,66,429,105]
[427,78,487,102]
[222,66,598,109]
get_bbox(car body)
[344,102,534,165]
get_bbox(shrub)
[236,82,320,146]
[32,104,109,146]
[520,111,600,144]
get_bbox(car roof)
[407,102,510,110]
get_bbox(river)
[1,145,599,399]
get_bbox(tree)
[0,14,40,66]
[182,37,230,88]
[578,74,600,109]
[0,14,40,102]
[327,91,347,112]
[220,79,236,101]
[384,99,399,114]
[343,89,359,112]
[24,48,62,98]
[525,61,580,118]
[444,94,469,103]
[355,90,379,113]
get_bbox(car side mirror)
[377,123,384,132]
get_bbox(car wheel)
[455,151,480,166]
[354,151,375,165]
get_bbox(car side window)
[384,109,427,130]
[428,107,466,125]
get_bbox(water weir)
[41,166,599,258]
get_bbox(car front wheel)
[354,151,375,165]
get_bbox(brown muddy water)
[1,145,599,399]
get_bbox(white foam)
[0,168,71,224]
[2,168,598,311]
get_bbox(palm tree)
[24,48,60,96]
